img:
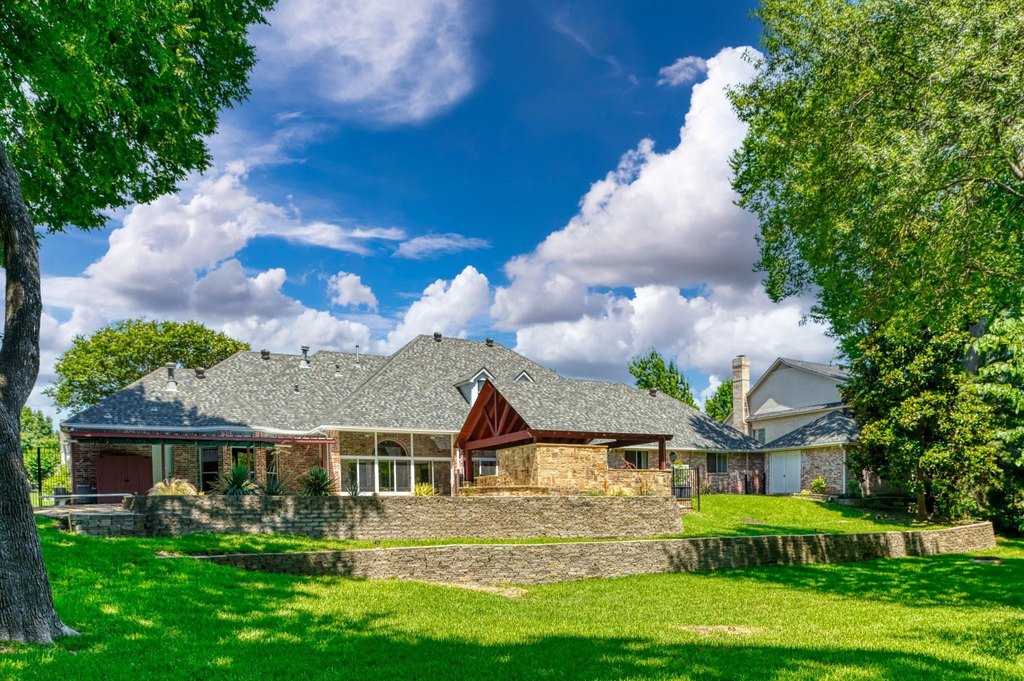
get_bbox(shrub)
[414,482,435,496]
[299,467,336,497]
[810,476,828,495]
[845,479,862,498]
[213,465,259,496]
[608,486,634,497]
[147,478,198,496]
[262,476,287,496]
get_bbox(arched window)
[376,440,408,457]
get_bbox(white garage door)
[769,451,801,494]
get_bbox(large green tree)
[47,319,250,414]
[704,380,733,423]
[842,326,999,520]
[731,0,1024,350]
[0,0,272,643]
[628,349,697,408]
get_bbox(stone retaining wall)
[71,495,683,539]
[193,522,996,585]
[66,511,147,537]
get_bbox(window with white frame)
[339,432,452,495]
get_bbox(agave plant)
[212,465,260,496]
[147,478,198,496]
[298,467,336,497]
[262,476,287,496]
[413,482,435,497]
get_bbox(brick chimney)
[730,355,750,433]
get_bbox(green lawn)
[3,518,1021,680]
[680,494,941,537]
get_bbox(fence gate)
[671,465,701,511]
[26,445,70,508]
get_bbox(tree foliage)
[973,317,1024,533]
[731,0,1024,350]
[628,349,697,408]
[1,0,273,232]
[47,319,250,414]
[842,327,999,520]
[704,380,733,422]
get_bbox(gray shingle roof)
[778,358,850,382]
[63,350,387,433]
[763,410,858,449]
[325,335,560,431]
[492,379,762,452]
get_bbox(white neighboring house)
[728,356,858,495]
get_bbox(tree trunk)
[915,462,928,521]
[0,143,76,643]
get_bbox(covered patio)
[456,380,675,496]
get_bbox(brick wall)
[672,451,766,494]
[275,444,325,493]
[191,522,996,585]
[800,446,846,493]
[120,495,683,539]
[170,445,199,485]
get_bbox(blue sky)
[36,0,838,419]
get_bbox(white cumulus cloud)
[491,46,837,384]
[382,266,491,351]
[328,272,378,310]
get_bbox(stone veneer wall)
[491,443,672,496]
[110,495,683,539]
[799,446,846,493]
[192,522,996,585]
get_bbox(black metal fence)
[672,465,701,511]
[25,445,71,507]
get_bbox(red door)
[96,455,154,497]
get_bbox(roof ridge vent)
[648,388,657,397]
[195,367,206,379]
[300,345,310,368]
[260,349,270,360]
[334,363,341,378]
[293,384,300,394]
[355,344,361,369]
[165,362,177,392]
[433,332,442,342]
[485,337,494,347]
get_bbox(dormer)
[455,368,495,406]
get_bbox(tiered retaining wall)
[192,522,996,585]
[67,495,683,539]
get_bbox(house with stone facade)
[727,355,858,494]
[61,333,762,499]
